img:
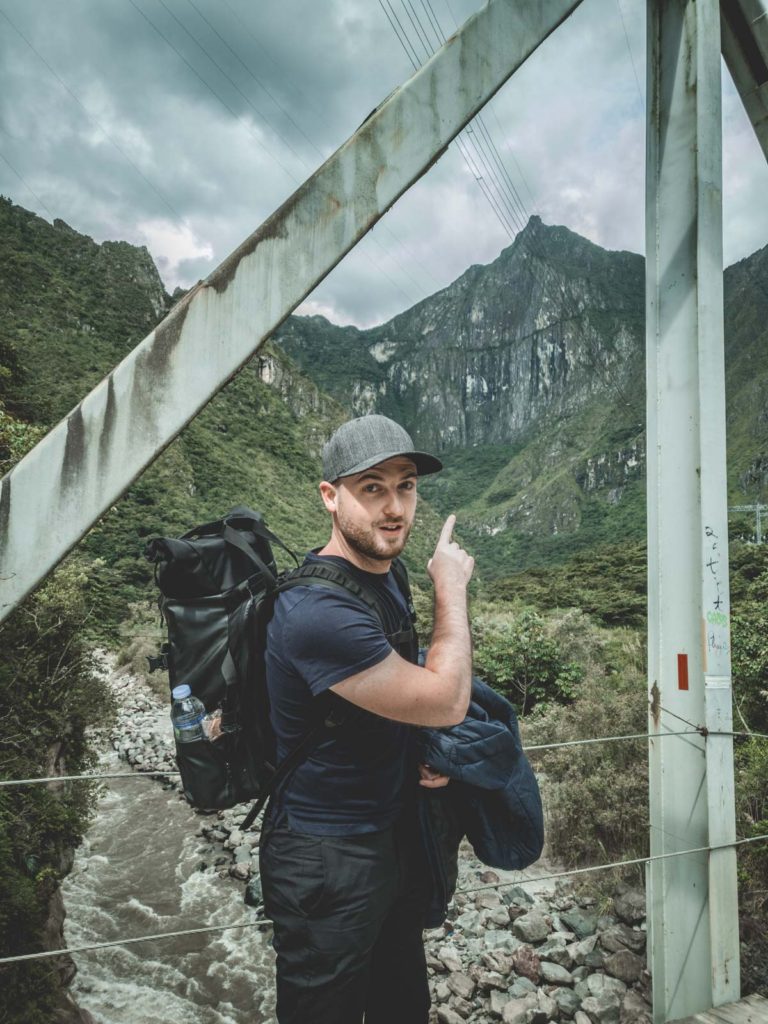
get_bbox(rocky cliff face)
[276,217,768,566]
[278,217,645,453]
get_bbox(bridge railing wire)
[2,721,767,788]
[1,832,767,967]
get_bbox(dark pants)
[259,820,430,1024]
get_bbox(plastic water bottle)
[171,684,205,743]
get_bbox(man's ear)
[319,480,337,513]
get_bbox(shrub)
[472,607,584,716]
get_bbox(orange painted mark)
[677,653,689,691]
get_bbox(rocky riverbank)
[104,656,653,1024]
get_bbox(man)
[260,414,474,1024]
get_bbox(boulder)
[502,995,537,1024]
[490,990,512,1019]
[560,909,598,939]
[581,993,622,1024]
[477,970,508,992]
[437,1009,464,1024]
[450,994,473,1019]
[537,989,559,1019]
[513,911,551,944]
[613,891,645,926]
[555,988,583,1019]
[540,961,575,986]
[620,990,652,1024]
[438,945,463,973]
[604,951,644,985]
[586,974,627,999]
[568,935,598,966]
[600,925,646,955]
[477,891,502,910]
[447,972,475,1001]
[512,945,541,985]
[435,980,451,1001]
[539,936,574,969]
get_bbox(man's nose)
[383,489,404,516]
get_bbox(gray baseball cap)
[322,415,442,482]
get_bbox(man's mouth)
[378,524,403,534]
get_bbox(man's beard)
[336,509,412,562]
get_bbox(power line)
[0,149,56,220]
[0,5,186,228]
[127,0,425,309]
[614,0,644,108]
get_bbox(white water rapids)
[61,749,277,1024]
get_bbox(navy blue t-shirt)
[265,553,414,835]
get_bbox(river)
[62,750,277,1024]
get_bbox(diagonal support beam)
[0,0,583,622]
[721,0,768,160]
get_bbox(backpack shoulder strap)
[275,562,386,621]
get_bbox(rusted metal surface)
[721,0,768,162]
[0,0,584,621]
[646,0,740,1019]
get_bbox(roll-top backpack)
[144,506,418,828]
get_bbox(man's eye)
[364,484,380,493]
[401,481,416,491]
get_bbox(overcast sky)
[1,0,767,328]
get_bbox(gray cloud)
[1,0,766,327]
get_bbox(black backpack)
[144,507,418,828]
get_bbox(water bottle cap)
[172,684,192,700]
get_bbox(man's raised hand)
[427,514,474,590]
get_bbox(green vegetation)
[0,559,115,1022]
[472,606,584,715]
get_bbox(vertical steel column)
[646,0,740,1020]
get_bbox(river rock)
[437,1008,464,1024]
[568,935,598,966]
[620,990,652,1024]
[537,988,559,1019]
[438,945,463,973]
[560,908,598,939]
[513,911,551,943]
[555,987,582,1018]
[504,886,535,907]
[502,995,537,1024]
[539,935,573,968]
[586,974,627,999]
[540,961,575,986]
[229,861,250,881]
[510,977,538,996]
[456,909,483,936]
[477,970,507,992]
[490,990,512,1018]
[243,874,263,907]
[435,980,451,1001]
[581,993,622,1024]
[512,944,541,984]
[447,972,475,1000]
[613,891,645,925]
[488,905,514,928]
[482,950,514,975]
[479,870,501,884]
[451,994,473,1018]
[485,929,520,952]
[600,924,646,955]
[604,951,643,985]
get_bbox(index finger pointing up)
[439,513,457,545]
